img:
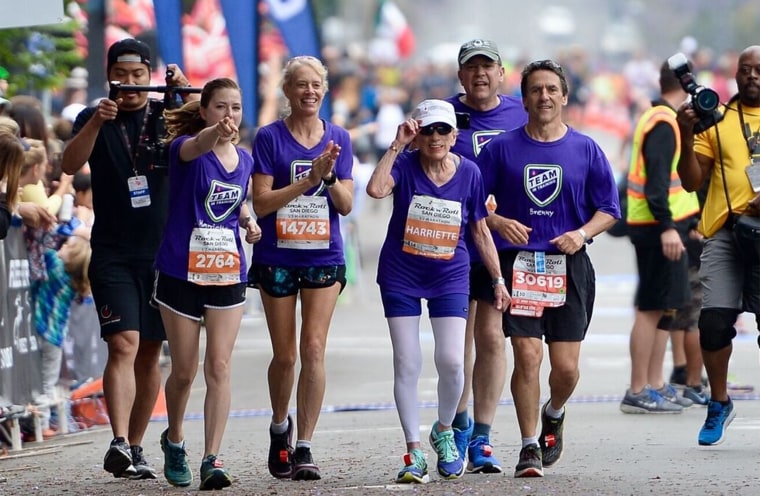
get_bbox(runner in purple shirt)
[474,60,619,478]
[249,56,353,482]
[367,98,510,484]
[445,39,528,473]
[152,78,261,491]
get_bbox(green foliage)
[0,15,83,95]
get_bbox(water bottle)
[59,193,74,223]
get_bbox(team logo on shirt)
[292,159,326,195]
[205,180,243,222]
[472,130,504,156]
[524,164,562,207]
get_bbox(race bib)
[509,250,567,318]
[187,227,240,285]
[402,195,461,260]
[276,196,330,249]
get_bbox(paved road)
[2,140,760,494]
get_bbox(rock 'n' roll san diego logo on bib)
[205,180,243,222]
[524,164,562,207]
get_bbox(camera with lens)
[668,52,724,133]
[135,99,171,171]
[456,112,471,129]
[109,69,200,173]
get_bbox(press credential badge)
[128,175,151,208]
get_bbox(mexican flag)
[374,0,415,60]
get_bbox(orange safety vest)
[626,105,699,225]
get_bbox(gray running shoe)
[658,384,694,408]
[103,437,137,477]
[683,385,709,406]
[620,386,683,414]
[514,444,543,478]
[129,445,157,480]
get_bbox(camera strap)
[713,119,738,228]
[118,105,151,176]
[737,102,760,156]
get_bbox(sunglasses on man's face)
[419,123,453,136]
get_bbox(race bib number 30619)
[509,251,567,318]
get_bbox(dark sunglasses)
[419,123,453,136]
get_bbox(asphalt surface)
[2,138,760,495]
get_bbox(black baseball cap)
[107,38,151,73]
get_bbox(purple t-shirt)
[446,93,527,262]
[479,126,620,253]
[446,93,527,161]
[251,119,353,267]
[154,135,254,283]
[376,150,488,298]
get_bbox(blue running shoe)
[160,429,193,487]
[452,417,473,464]
[698,399,735,446]
[396,448,429,484]
[429,422,465,479]
[467,435,502,473]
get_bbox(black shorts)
[472,249,595,342]
[633,243,690,311]
[247,264,346,298]
[89,255,165,341]
[152,271,247,321]
[671,266,701,331]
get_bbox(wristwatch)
[322,172,338,188]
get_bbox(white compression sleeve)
[388,316,422,443]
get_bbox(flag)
[265,0,329,121]
[219,0,258,128]
[153,0,184,69]
[374,0,415,61]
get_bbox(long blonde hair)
[0,131,24,208]
[22,138,46,176]
[62,235,92,296]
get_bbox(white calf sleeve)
[431,317,466,426]
[388,316,422,443]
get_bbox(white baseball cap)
[411,99,457,128]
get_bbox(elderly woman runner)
[367,99,510,483]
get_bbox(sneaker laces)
[703,402,726,430]
[470,435,491,449]
[205,455,225,469]
[646,387,667,406]
[167,443,188,471]
[130,446,146,465]
[405,449,426,470]
[519,445,541,464]
[431,430,458,463]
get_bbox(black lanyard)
[118,106,151,176]
[737,102,760,157]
